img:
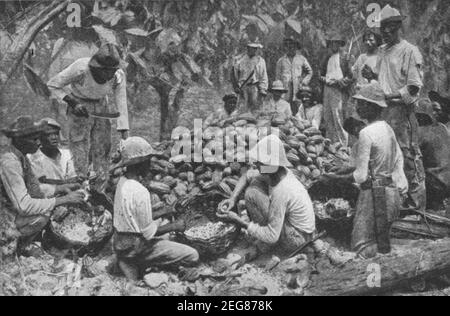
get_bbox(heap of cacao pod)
[109,113,350,213]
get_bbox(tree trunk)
[0,0,69,87]
[306,239,450,296]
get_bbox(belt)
[360,177,394,190]
[71,93,102,103]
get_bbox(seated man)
[0,116,85,250]
[113,137,199,280]
[28,118,79,198]
[217,135,316,254]
[264,81,293,120]
[416,99,450,209]
[204,94,239,128]
[294,86,323,130]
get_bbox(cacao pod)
[148,181,171,195]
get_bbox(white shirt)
[353,121,408,194]
[276,54,313,101]
[234,55,268,92]
[47,58,129,131]
[247,169,316,244]
[113,177,158,237]
[326,53,344,82]
[28,148,77,198]
[265,98,293,120]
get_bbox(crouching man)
[28,118,80,198]
[217,135,316,255]
[113,137,199,280]
[0,117,85,252]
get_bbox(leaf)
[242,14,270,35]
[127,51,148,75]
[23,64,50,98]
[286,18,302,35]
[51,38,65,59]
[124,28,149,37]
[92,25,119,45]
[156,28,182,53]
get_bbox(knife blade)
[89,112,121,119]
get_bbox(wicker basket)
[175,191,240,258]
[48,203,113,257]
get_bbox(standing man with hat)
[113,137,199,280]
[265,80,293,120]
[233,42,268,113]
[320,34,353,147]
[323,83,408,258]
[362,5,426,211]
[47,43,129,176]
[0,116,85,251]
[276,38,313,104]
[28,118,79,198]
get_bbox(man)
[113,137,199,280]
[47,44,129,176]
[233,42,268,113]
[323,83,407,259]
[362,5,426,211]
[416,99,450,210]
[352,30,382,89]
[320,34,353,146]
[295,86,323,130]
[204,94,239,128]
[264,81,293,120]
[217,135,316,254]
[275,38,313,104]
[429,91,450,129]
[0,117,85,250]
[28,118,79,198]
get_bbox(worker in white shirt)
[233,42,268,113]
[47,44,129,176]
[276,38,313,104]
[264,81,293,120]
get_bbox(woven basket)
[175,191,240,258]
[48,203,113,257]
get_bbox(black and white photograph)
[0,0,449,299]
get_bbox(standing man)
[47,44,129,176]
[363,5,426,211]
[0,117,84,251]
[276,38,313,104]
[320,34,353,147]
[352,30,382,89]
[233,42,268,113]
[28,118,79,198]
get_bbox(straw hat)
[39,118,61,131]
[247,41,263,49]
[2,116,47,139]
[269,81,288,94]
[353,82,388,108]
[379,5,406,24]
[249,134,293,168]
[118,137,163,168]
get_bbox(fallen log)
[306,238,450,296]
[392,220,450,239]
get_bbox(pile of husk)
[110,113,350,215]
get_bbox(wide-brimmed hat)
[247,41,263,49]
[223,94,238,103]
[269,81,288,94]
[326,33,346,47]
[353,82,388,108]
[118,137,163,168]
[249,134,293,168]
[1,116,47,139]
[39,118,61,131]
[379,5,406,24]
[89,44,121,69]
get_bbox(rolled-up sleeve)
[47,59,86,102]
[247,193,286,245]
[353,130,372,184]
[0,157,55,217]
[114,69,129,131]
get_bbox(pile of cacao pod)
[109,113,350,213]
